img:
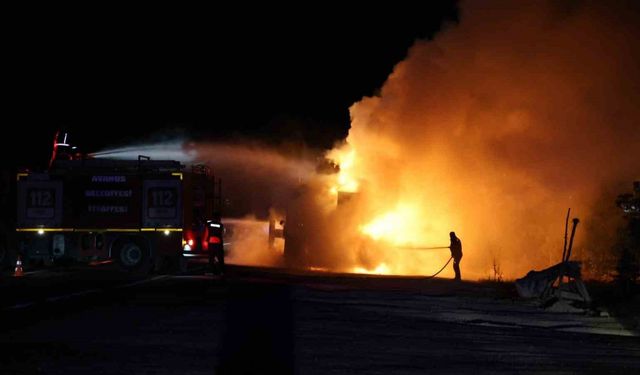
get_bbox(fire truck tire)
[113,237,151,272]
[284,238,305,268]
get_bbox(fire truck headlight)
[37,229,45,235]
[163,230,170,236]
[183,244,192,251]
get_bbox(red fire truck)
[15,134,223,273]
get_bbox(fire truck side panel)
[65,174,141,228]
[16,165,186,267]
[17,179,63,228]
[142,179,182,228]
[17,230,182,264]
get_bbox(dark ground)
[0,264,639,374]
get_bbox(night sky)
[6,2,458,169]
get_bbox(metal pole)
[566,218,580,262]
[562,208,570,262]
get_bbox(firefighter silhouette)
[449,231,463,281]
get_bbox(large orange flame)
[321,1,640,280]
[193,1,640,281]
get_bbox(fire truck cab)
[16,157,222,273]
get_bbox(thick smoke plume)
[328,0,640,279]
[93,1,640,278]
[194,143,315,267]
[96,141,316,268]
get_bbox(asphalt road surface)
[0,264,639,374]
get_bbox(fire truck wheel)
[114,238,150,271]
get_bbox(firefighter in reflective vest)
[208,215,225,274]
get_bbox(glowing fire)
[360,203,427,246]
[328,147,359,193]
[322,133,456,277]
[353,263,391,275]
[190,1,640,281]
[308,266,330,272]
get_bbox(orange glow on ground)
[308,266,330,272]
[352,263,391,275]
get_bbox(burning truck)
[15,131,224,273]
[268,155,387,273]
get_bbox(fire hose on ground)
[424,256,453,279]
[395,246,454,279]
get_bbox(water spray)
[90,141,196,163]
[395,246,450,250]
